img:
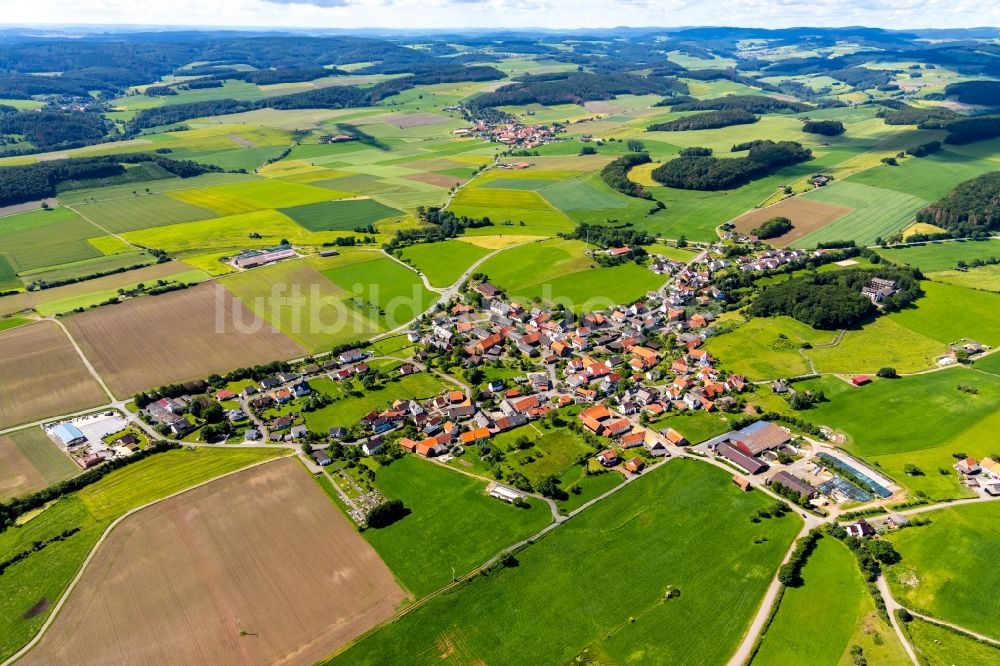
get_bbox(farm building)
[716,442,767,475]
[730,421,791,456]
[489,484,525,503]
[52,422,87,447]
[769,471,817,499]
[232,247,296,269]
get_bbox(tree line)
[466,71,688,110]
[916,171,1000,233]
[599,152,652,199]
[670,94,811,114]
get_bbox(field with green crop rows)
[280,198,401,231]
[70,195,219,233]
[796,182,928,247]
[398,239,491,287]
[0,208,103,273]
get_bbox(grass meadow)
[889,281,1000,346]
[0,208,103,273]
[795,181,928,247]
[303,373,449,432]
[877,239,1000,272]
[752,536,908,666]
[361,456,552,598]
[398,239,491,288]
[331,459,801,666]
[0,429,80,500]
[321,254,435,330]
[70,195,219,233]
[280,198,401,232]
[0,448,286,662]
[901,617,1000,666]
[887,502,1000,640]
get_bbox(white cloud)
[2,0,998,30]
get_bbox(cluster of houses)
[954,456,1000,496]
[454,120,560,149]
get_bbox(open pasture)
[63,282,305,397]
[0,428,79,501]
[731,197,852,247]
[705,315,835,379]
[168,178,339,215]
[804,316,947,375]
[877,239,1000,272]
[0,321,108,429]
[795,181,928,247]
[886,502,1000,640]
[281,197,401,232]
[539,174,632,212]
[0,447,286,662]
[21,457,405,666]
[0,255,17,291]
[56,172,255,206]
[0,208,102,274]
[931,264,1000,292]
[752,536,904,666]
[398,239,491,288]
[332,459,801,666]
[903,617,1000,666]
[362,456,552,599]
[889,281,1000,346]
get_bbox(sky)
[3,0,998,31]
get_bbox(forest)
[466,71,687,109]
[647,109,758,131]
[670,94,811,114]
[801,119,845,136]
[944,80,1000,106]
[749,266,922,329]
[916,171,1000,232]
[651,140,811,190]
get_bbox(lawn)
[753,536,894,666]
[0,208,102,273]
[361,456,552,598]
[280,198,402,232]
[795,182,928,247]
[331,459,802,666]
[878,239,1000,272]
[649,409,734,444]
[303,373,449,431]
[886,502,1000,640]
[889,281,1000,346]
[901,617,1000,666]
[398,239,491,288]
[0,447,286,662]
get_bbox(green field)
[70,195,219,233]
[0,208,102,273]
[753,536,906,666]
[805,317,947,375]
[794,368,1000,497]
[398,239,491,288]
[539,175,631,212]
[889,281,1000,346]
[796,182,928,247]
[475,238,663,308]
[280,198,402,232]
[878,239,1000,272]
[0,317,29,331]
[14,250,156,287]
[321,254,435,330]
[901,616,1000,666]
[0,254,17,291]
[168,178,341,215]
[0,447,286,662]
[34,268,209,316]
[222,259,374,351]
[360,456,552,598]
[705,316,836,379]
[331,459,801,666]
[0,428,80,500]
[887,502,1000,640]
[303,373,449,432]
[931,264,1000,292]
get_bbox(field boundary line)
[46,317,117,403]
[64,204,140,251]
[2,451,294,666]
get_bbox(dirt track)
[20,457,405,666]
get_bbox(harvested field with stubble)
[0,321,107,428]
[731,197,852,246]
[63,283,305,397]
[20,457,406,666]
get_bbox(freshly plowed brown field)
[22,457,405,666]
[63,283,305,397]
[731,196,852,247]
[0,321,107,428]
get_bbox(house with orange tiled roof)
[460,427,491,445]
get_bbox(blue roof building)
[53,422,86,446]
